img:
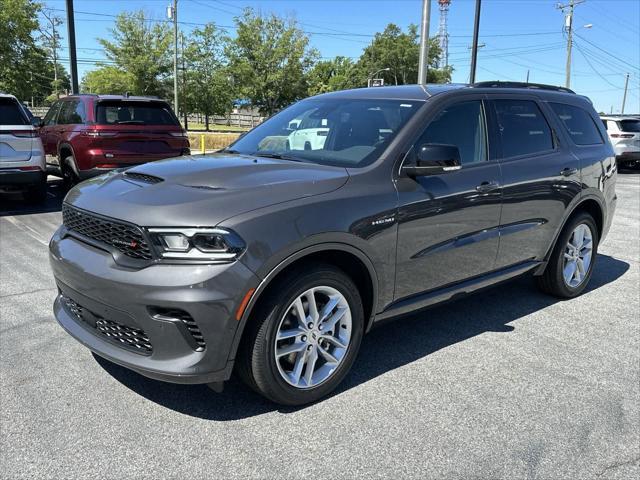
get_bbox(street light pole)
[417,0,431,85]
[558,0,584,89]
[368,67,390,87]
[171,0,179,115]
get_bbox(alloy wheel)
[274,286,352,389]
[562,223,593,288]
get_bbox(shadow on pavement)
[95,253,629,420]
[0,177,66,217]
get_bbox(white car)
[0,93,47,202]
[601,115,640,168]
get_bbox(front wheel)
[537,212,599,298]
[237,264,364,405]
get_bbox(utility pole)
[621,73,630,114]
[40,10,62,98]
[557,0,584,89]
[181,32,188,130]
[417,0,431,85]
[469,0,482,84]
[65,0,79,94]
[526,70,530,83]
[167,0,179,115]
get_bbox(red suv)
[39,94,190,185]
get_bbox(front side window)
[415,100,487,165]
[550,103,603,145]
[228,99,422,168]
[494,99,554,158]
[43,102,60,126]
[96,101,179,126]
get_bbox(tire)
[537,212,599,298]
[237,264,364,406]
[61,156,79,189]
[24,174,47,204]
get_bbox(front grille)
[61,295,153,354]
[62,204,153,260]
[124,171,164,184]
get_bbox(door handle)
[476,180,500,193]
[560,167,578,177]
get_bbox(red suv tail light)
[83,129,117,137]
[10,130,38,138]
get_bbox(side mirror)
[31,116,43,127]
[403,143,462,177]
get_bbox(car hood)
[65,154,349,226]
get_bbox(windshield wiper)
[252,152,303,162]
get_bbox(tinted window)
[229,99,422,168]
[0,97,29,125]
[43,102,60,126]
[619,120,640,132]
[96,101,179,126]
[416,100,487,165]
[550,103,603,145]
[494,100,553,158]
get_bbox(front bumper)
[49,227,259,384]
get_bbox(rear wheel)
[237,264,364,405]
[537,212,598,298]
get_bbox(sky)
[40,0,640,113]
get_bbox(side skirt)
[374,260,542,325]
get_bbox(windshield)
[619,120,640,133]
[96,101,179,126]
[228,98,422,167]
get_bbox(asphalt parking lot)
[1,172,638,479]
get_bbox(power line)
[573,32,640,72]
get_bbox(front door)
[40,101,62,167]
[394,98,503,300]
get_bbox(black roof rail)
[471,81,575,94]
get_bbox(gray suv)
[50,83,617,405]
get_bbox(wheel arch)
[228,243,379,364]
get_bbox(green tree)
[356,24,452,86]
[97,10,172,97]
[227,9,318,115]
[306,56,359,95]
[184,23,234,130]
[82,66,134,95]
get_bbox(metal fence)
[27,107,263,130]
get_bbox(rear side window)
[417,100,488,165]
[550,103,603,145]
[0,98,29,125]
[619,120,640,132]
[43,102,60,126]
[96,101,179,126]
[493,99,554,158]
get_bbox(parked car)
[38,94,190,186]
[600,115,640,168]
[0,93,47,203]
[50,82,617,405]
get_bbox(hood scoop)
[124,171,164,184]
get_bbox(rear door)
[93,100,185,164]
[0,97,34,164]
[394,96,503,298]
[490,95,582,269]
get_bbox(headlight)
[147,227,245,262]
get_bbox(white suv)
[601,115,640,168]
[0,93,47,202]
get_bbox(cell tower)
[438,0,451,69]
